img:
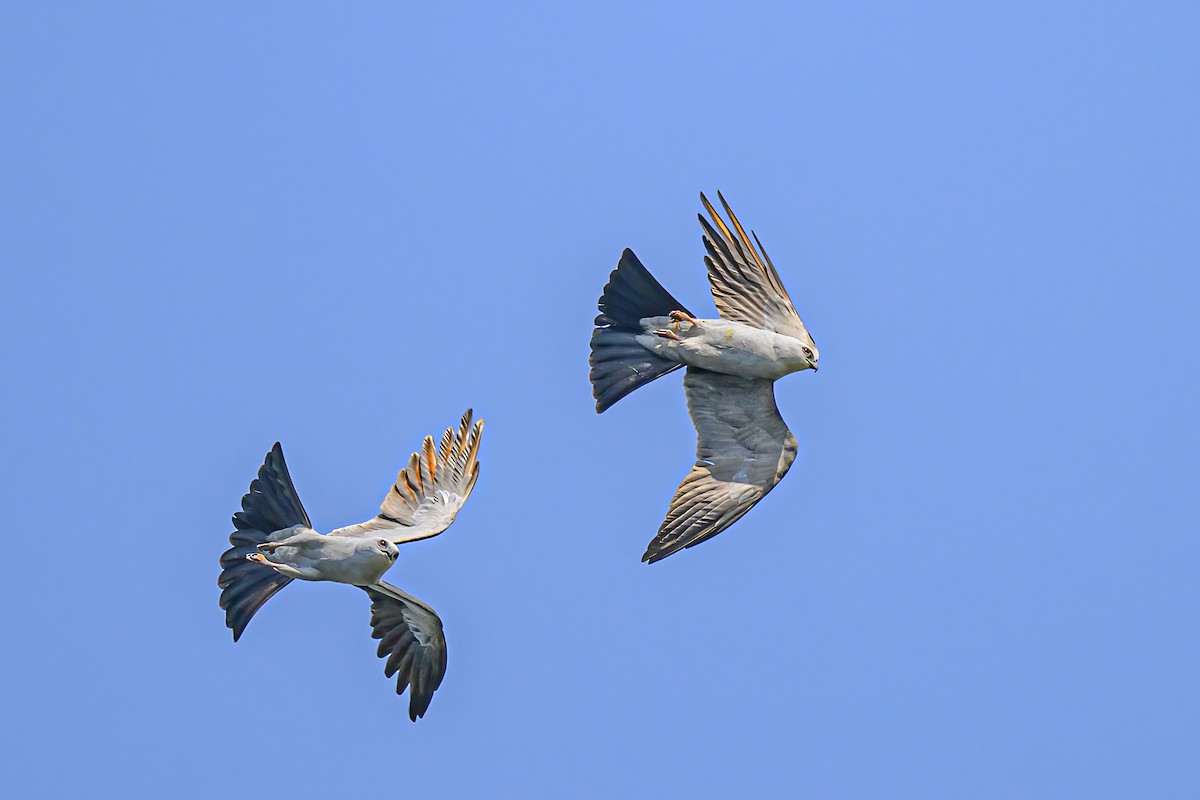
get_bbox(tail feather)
[217,443,311,641]
[594,249,692,330]
[589,249,690,412]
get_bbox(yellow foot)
[653,328,682,341]
[246,552,273,566]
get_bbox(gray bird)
[218,410,483,720]
[589,193,819,563]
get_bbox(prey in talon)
[669,309,700,330]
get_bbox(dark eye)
[803,347,813,358]
[378,539,389,548]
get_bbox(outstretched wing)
[643,369,798,563]
[218,443,312,640]
[699,191,816,348]
[363,581,448,721]
[330,410,483,544]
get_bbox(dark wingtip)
[642,536,686,564]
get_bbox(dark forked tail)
[588,249,692,413]
[217,443,312,641]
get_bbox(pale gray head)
[801,342,819,372]
[356,537,399,563]
[781,338,820,373]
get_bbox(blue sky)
[2,2,1197,797]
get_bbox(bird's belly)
[317,555,394,586]
[638,320,798,380]
[273,539,394,585]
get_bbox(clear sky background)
[2,2,1197,798]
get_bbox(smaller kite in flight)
[218,410,483,720]
[589,193,820,563]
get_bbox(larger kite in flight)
[589,193,819,563]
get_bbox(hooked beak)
[811,362,819,372]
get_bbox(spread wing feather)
[363,581,448,721]
[330,410,483,544]
[700,191,815,347]
[643,369,798,563]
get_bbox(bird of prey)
[217,410,483,720]
[589,193,819,563]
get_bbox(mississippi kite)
[218,410,483,719]
[589,193,820,563]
